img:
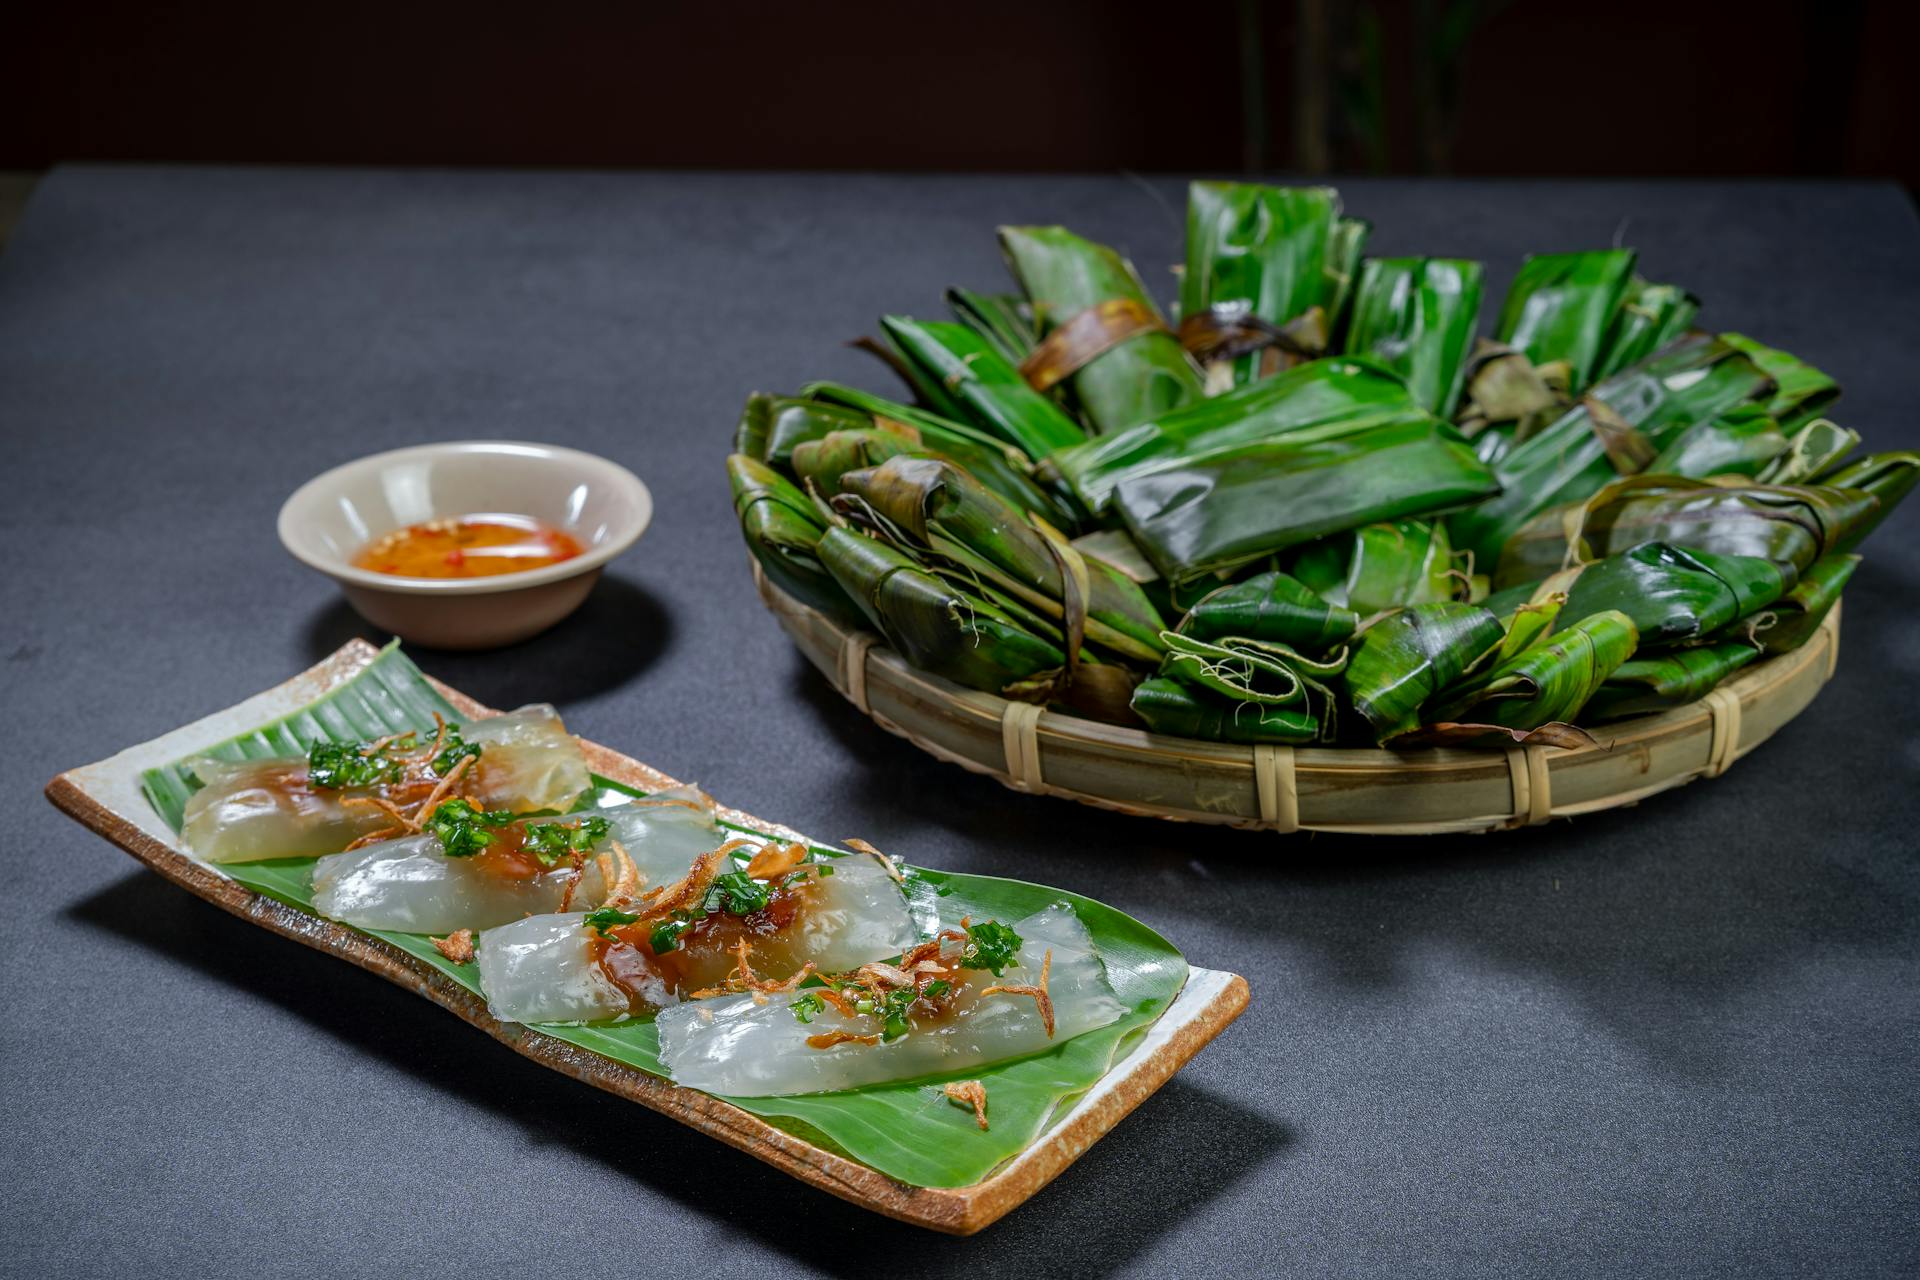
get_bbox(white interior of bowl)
[278,441,652,594]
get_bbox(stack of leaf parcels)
[729,182,1916,747]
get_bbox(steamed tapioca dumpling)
[181,705,589,863]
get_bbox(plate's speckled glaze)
[44,639,1249,1234]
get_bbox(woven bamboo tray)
[751,562,1843,834]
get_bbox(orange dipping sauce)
[354,515,584,579]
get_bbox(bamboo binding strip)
[765,566,1843,835]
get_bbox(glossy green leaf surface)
[1176,570,1359,651]
[1449,334,1774,568]
[1182,181,1347,384]
[1288,518,1462,617]
[1052,356,1421,513]
[1114,416,1501,586]
[1495,249,1637,393]
[1721,331,1840,427]
[1819,451,1919,549]
[1585,641,1762,722]
[882,316,1088,457]
[1593,278,1698,381]
[1343,602,1505,742]
[1555,541,1787,647]
[1755,553,1858,655]
[1130,675,1320,744]
[1342,257,1484,416]
[1649,405,1789,479]
[999,225,1204,433]
[1433,609,1638,731]
[143,645,1188,1189]
[947,286,1037,363]
[728,454,859,622]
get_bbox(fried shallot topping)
[332,717,486,851]
[688,939,818,999]
[806,1031,882,1050]
[639,840,755,918]
[842,838,906,885]
[745,840,808,880]
[431,928,476,965]
[943,1080,989,1130]
[596,840,642,909]
[982,948,1055,1037]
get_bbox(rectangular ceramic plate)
[44,639,1249,1234]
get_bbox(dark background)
[5,0,1917,186]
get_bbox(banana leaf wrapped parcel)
[726,179,1914,751]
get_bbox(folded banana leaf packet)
[727,179,1910,748]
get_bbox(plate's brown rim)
[43,641,1250,1235]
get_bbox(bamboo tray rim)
[43,639,1249,1235]
[751,560,1843,834]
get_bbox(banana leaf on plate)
[999,225,1205,433]
[1722,331,1840,428]
[1818,452,1920,546]
[1341,257,1484,416]
[1112,415,1501,587]
[1757,418,1859,485]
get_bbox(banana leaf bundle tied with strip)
[725,179,1912,749]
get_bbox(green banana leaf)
[1647,405,1789,479]
[1753,553,1857,655]
[1584,641,1761,722]
[1449,333,1775,568]
[1325,217,1371,333]
[1051,356,1423,513]
[818,526,1067,699]
[1342,257,1484,416]
[728,454,859,621]
[139,644,1187,1190]
[1431,609,1639,731]
[1343,602,1506,742]
[797,381,1082,528]
[1180,182,1347,385]
[881,315,1088,457]
[1113,415,1502,587]
[1818,451,1919,549]
[1156,631,1344,741]
[1494,475,1880,589]
[1758,418,1859,484]
[851,332,974,424]
[1288,518,1466,617]
[1495,249,1637,393]
[999,225,1205,432]
[790,426,926,496]
[1176,570,1359,652]
[734,393,872,470]
[1130,675,1319,744]
[1593,278,1698,381]
[836,455,1167,662]
[947,286,1038,363]
[1553,541,1787,647]
[1721,331,1839,428]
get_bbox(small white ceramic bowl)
[278,441,652,649]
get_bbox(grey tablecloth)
[3,167,1916,1278]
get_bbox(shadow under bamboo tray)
[751,561,1844,835]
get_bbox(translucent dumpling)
[182,705,590,863]
[311,790,723,935]
[476,851,918,1025]
[656,905,1126,1096]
